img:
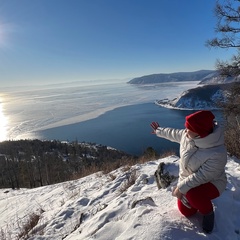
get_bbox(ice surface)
[1,80,199,140]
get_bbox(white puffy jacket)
[155,123,227,195]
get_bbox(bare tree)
[206,0,240,49]
[206,0,240,77]
[207,0,240,158]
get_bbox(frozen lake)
[35,102,198,155]
[0,80,201,155]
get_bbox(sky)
[0,0,236,87]
[0,155,239,239]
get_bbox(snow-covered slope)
[155,84,229,110]
[199,74,240,84]
[0,156,240,240]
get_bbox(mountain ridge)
[128,69,240,84]
[128,70,217,84]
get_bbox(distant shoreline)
[154,100,221,111]
[25,103,195,155]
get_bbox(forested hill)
[128,70,217,84]
[0,140,134,189]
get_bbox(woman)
[150,110,227,233]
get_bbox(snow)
[0,155,240,240]
[155,85,229,111]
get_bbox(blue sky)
[0,0,235,87]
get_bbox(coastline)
[27,103,195,155]
[154,100,221,111]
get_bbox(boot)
[202,211,214,233]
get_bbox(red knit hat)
[185,110,215,138]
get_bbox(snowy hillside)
[199,74,240,84]
[1,155,240,240]
[155,84,230,110]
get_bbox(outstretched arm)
[150,122,184,143]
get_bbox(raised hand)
[150,121,160,134]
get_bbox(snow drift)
[0,155,240,240]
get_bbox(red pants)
[177,182,220,216]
